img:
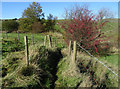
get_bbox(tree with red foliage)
[61,5,109,54]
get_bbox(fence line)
[2,33,119,80]
[76,42,120,79]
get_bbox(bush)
[18,18,33,32]
[45,14,56,32]
[61,6,109,54]
[2,20,19,32]
[32,22,45,33]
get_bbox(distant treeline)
[2,16,57,33]
[2,2,57,33]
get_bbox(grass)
[101,20,118,44]
[54,24,64,34]
[2,38,24,59]
[76,53,118,87]
[99,54,118,67]
[55,56,83,88]
[2,33,45,44]
[2,32,65,59]
[1,19,118,88]
[1,44,63,88]
[98,54,118,74]
[55,45,118,88]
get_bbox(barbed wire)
[76,43,120,80]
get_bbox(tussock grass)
[1,43,62,88]
[76,53,118,87]
[55,56,83,88]
[55,49,118,88]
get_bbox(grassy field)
[2,32,65,59]
[1,19,119,88]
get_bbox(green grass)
[2,32,65,59]
[1,19,118,88]
[1,44,63,88]
[55,56,83,87]
[99,54,118,67]
[2,33,45,44]
[2,38,24,59]
[101,20,118,43]
[54,24,64,34]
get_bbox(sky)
[1,2,118,19]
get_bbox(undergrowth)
[1,44,62,88]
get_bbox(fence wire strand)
[76,43,120,80]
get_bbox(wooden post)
[17,31,19,41]
[54,38,56,47]
[47,35,52,48]
[6,32,8,39]
[32,34,34,45]
[44,36,46,46]
[24,36,29,66]
[68,40,71,56]
[72,41,77,64]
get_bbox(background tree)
[46,14,56,32]
[2,20,19,32]
[18,18,33,32]
[22,2,44,21]
[19,2,44,32]
[98,8,114,20]
[63,4,89,19]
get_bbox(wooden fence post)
[68,40,71,56]
[54,38,56,47]
[72,41,77,64]
[6,32,8,39]
[32,34,34,45]
[24,36,29,66]
[18,31,19,40]
[44,35,47,46]
[47,35,52,48]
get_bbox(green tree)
[2,20,19,32]
[19,2,44,32]
[46,14,56,32]
[18,18,33,32]
[22,2,44,21]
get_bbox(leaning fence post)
[72,41,77,64]
[17,31,19,41]
[44,35,47,46]
[24,36,29,66]
[68,40,71,56]
[47,35,52,48]
[32,34,34,45]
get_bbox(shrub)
[61,6,109,54]
[18,18,33,32]
[45,14,56,32]
[2,20,19,32]
[32,22,45,33]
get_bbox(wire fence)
[2,33,119,87]
[76,42,119,80]
[67,40,119,87]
